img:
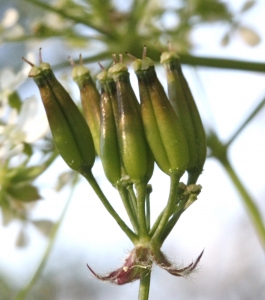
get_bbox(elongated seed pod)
[161,51,206,183]
[72,57,101,155]
[105,76,119,130]
[97,70,121,186]
[108,63,149,182]
[160,52,197,171]
[23,55,95,173]
[132,60,170,174]
[105,70,154,183]
[132,57,189,176]
[104,75,131,182]
[109,62,154,182]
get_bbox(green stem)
[14,174,79,300]
[222,157,265,251]
[117,183,139,234]
[138,271,151,300]
[159,209,185,245]
[55,51,265,73]
[135,181,148,239]
[81,169,137,243]
[127,184,138,213]
[151,173,180,244]
[145,185,152,232]
[180,54,265,73]
[149,188,188,244]
[53,51,111,70]
[160,188,196,243]
[149,210,162,237]
[226,95,265,147]
[24,0,116,38]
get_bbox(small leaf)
[22,143,33,156]
[10,166,44,183]
[7,184,42,202]
[8,91,22,112]
[32,219,54,236]
[221,32,230,46]
[16,228,29,248]
[239,25,261,46]
[240,0,256,13]
[55,170,77,191]
[0,194,16,226]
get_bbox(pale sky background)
[1,1,265,299]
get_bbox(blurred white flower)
[238,25,261,46]
[0,52,35,117]
[45,12,70,31]
[17,96,49,143]
[0,8,24,42]
[6,24,25,39]
[0,96,49,161]
[0,68,27,113]
[1,8,19,28]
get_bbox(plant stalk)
[117,183,139,234]
[82,169,137,243]
[14,173,78,300]
[151,173,180,244]
[138,271,151,300]
[222,157,265,251]
[134,181,148,239]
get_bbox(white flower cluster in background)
[0,64,49,162]
[0,8,24,43]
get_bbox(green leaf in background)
[54,170,78,191]
[0,194,18,226]
[7,184,42,202]
[221,31,231,46]
[32,219,54,236]
[10,165,47,184]
[15,228,29,248]
[8,91,22,112]
[240,0,256,13]
[22,143,33,157]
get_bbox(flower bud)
[71,55,101,155]
[97,70,121,185]
[108,62,149,182]
[161,50,206,183]
[132,55,189,176]
[22,52,95,173]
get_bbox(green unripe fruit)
[160,52,197,171]
[23,52,95,173]
[97,70,121,186]
[132,57,189,176]
[72,56,101,155]
[161,51,207,183]
[108,63,149,182]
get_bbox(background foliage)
[0,0,265,299]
